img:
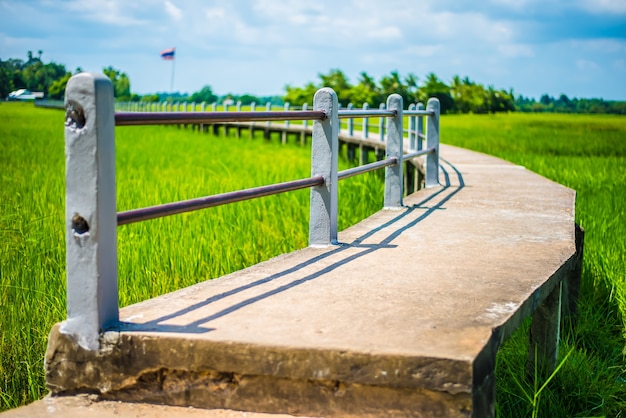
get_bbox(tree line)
[2,52,625,114]
[0,51,132,101]
[284,69,626,115]
[284,69,516,114]
[516,94,626,115]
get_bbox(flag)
[161,47,175,60]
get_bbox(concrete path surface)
[9,144,579,418]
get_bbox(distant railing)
[114,100,428,149]
[62,72,440,350]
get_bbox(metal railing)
[62,72,440,350]
[114,99,432,150]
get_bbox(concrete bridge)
[2,73,582,418]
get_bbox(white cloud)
[204,7,226,20]
[570,39,626,54]
[51,0,148,26]
[371,26,403,41]
[576,59,600,71]
[404,45,443,58]
[164,1,183,22]
[489,0,536,11]
[577,0,626,14]
[498,44,534,57]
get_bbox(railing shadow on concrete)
[61,72,441,350]
[113,159,464,335]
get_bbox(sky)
[1,0,625,100]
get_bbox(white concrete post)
[425,98,440,188]
[408,103,416,151]
[384,94,403,208]
[63,72,118,351]
[250,102,256,136]
[283,103,290,144]
[303,103,309,130]
[266,102,271,128]
[378,103,386,142]
[201,102,206,112]
[237,101,242,112]
[211,103,217,112]
[363,102,369,139]
[302,103,309,145]
[347,103,354,136]
[309,88,339,247]
[417,102,425,151]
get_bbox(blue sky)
[1,0,625,100]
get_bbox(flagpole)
[170,47,176,93]
[170,55,175,93]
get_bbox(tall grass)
[1,104,624,416]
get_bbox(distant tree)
[256,95,284,106]
[450,75,471,113]
[115,74,131,100]
[236,94,259,106]
[540,94,553,106]
[0,60,17,98]
[418,73,454,113]
[190,85,217,103]
[484,86,515,113]
[140,94,160,102]
[48,72,72,99]
[284,82,317,106]
[318,69,352,106]
[379,71,419,106]
[348,72,380,107]
[103,66,131,101]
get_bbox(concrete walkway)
[5,144,579,418]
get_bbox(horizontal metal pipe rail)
[403,110,436,117]
[337,109,397,118]
[115,110,327,126]
[118,176,325,225]
[403,147,436,160]
[337,158,398,181]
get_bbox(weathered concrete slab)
[43,144,578,417]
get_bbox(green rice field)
[1,103,624,416]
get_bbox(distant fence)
[61,72,440,350]
[113,100,429,151]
